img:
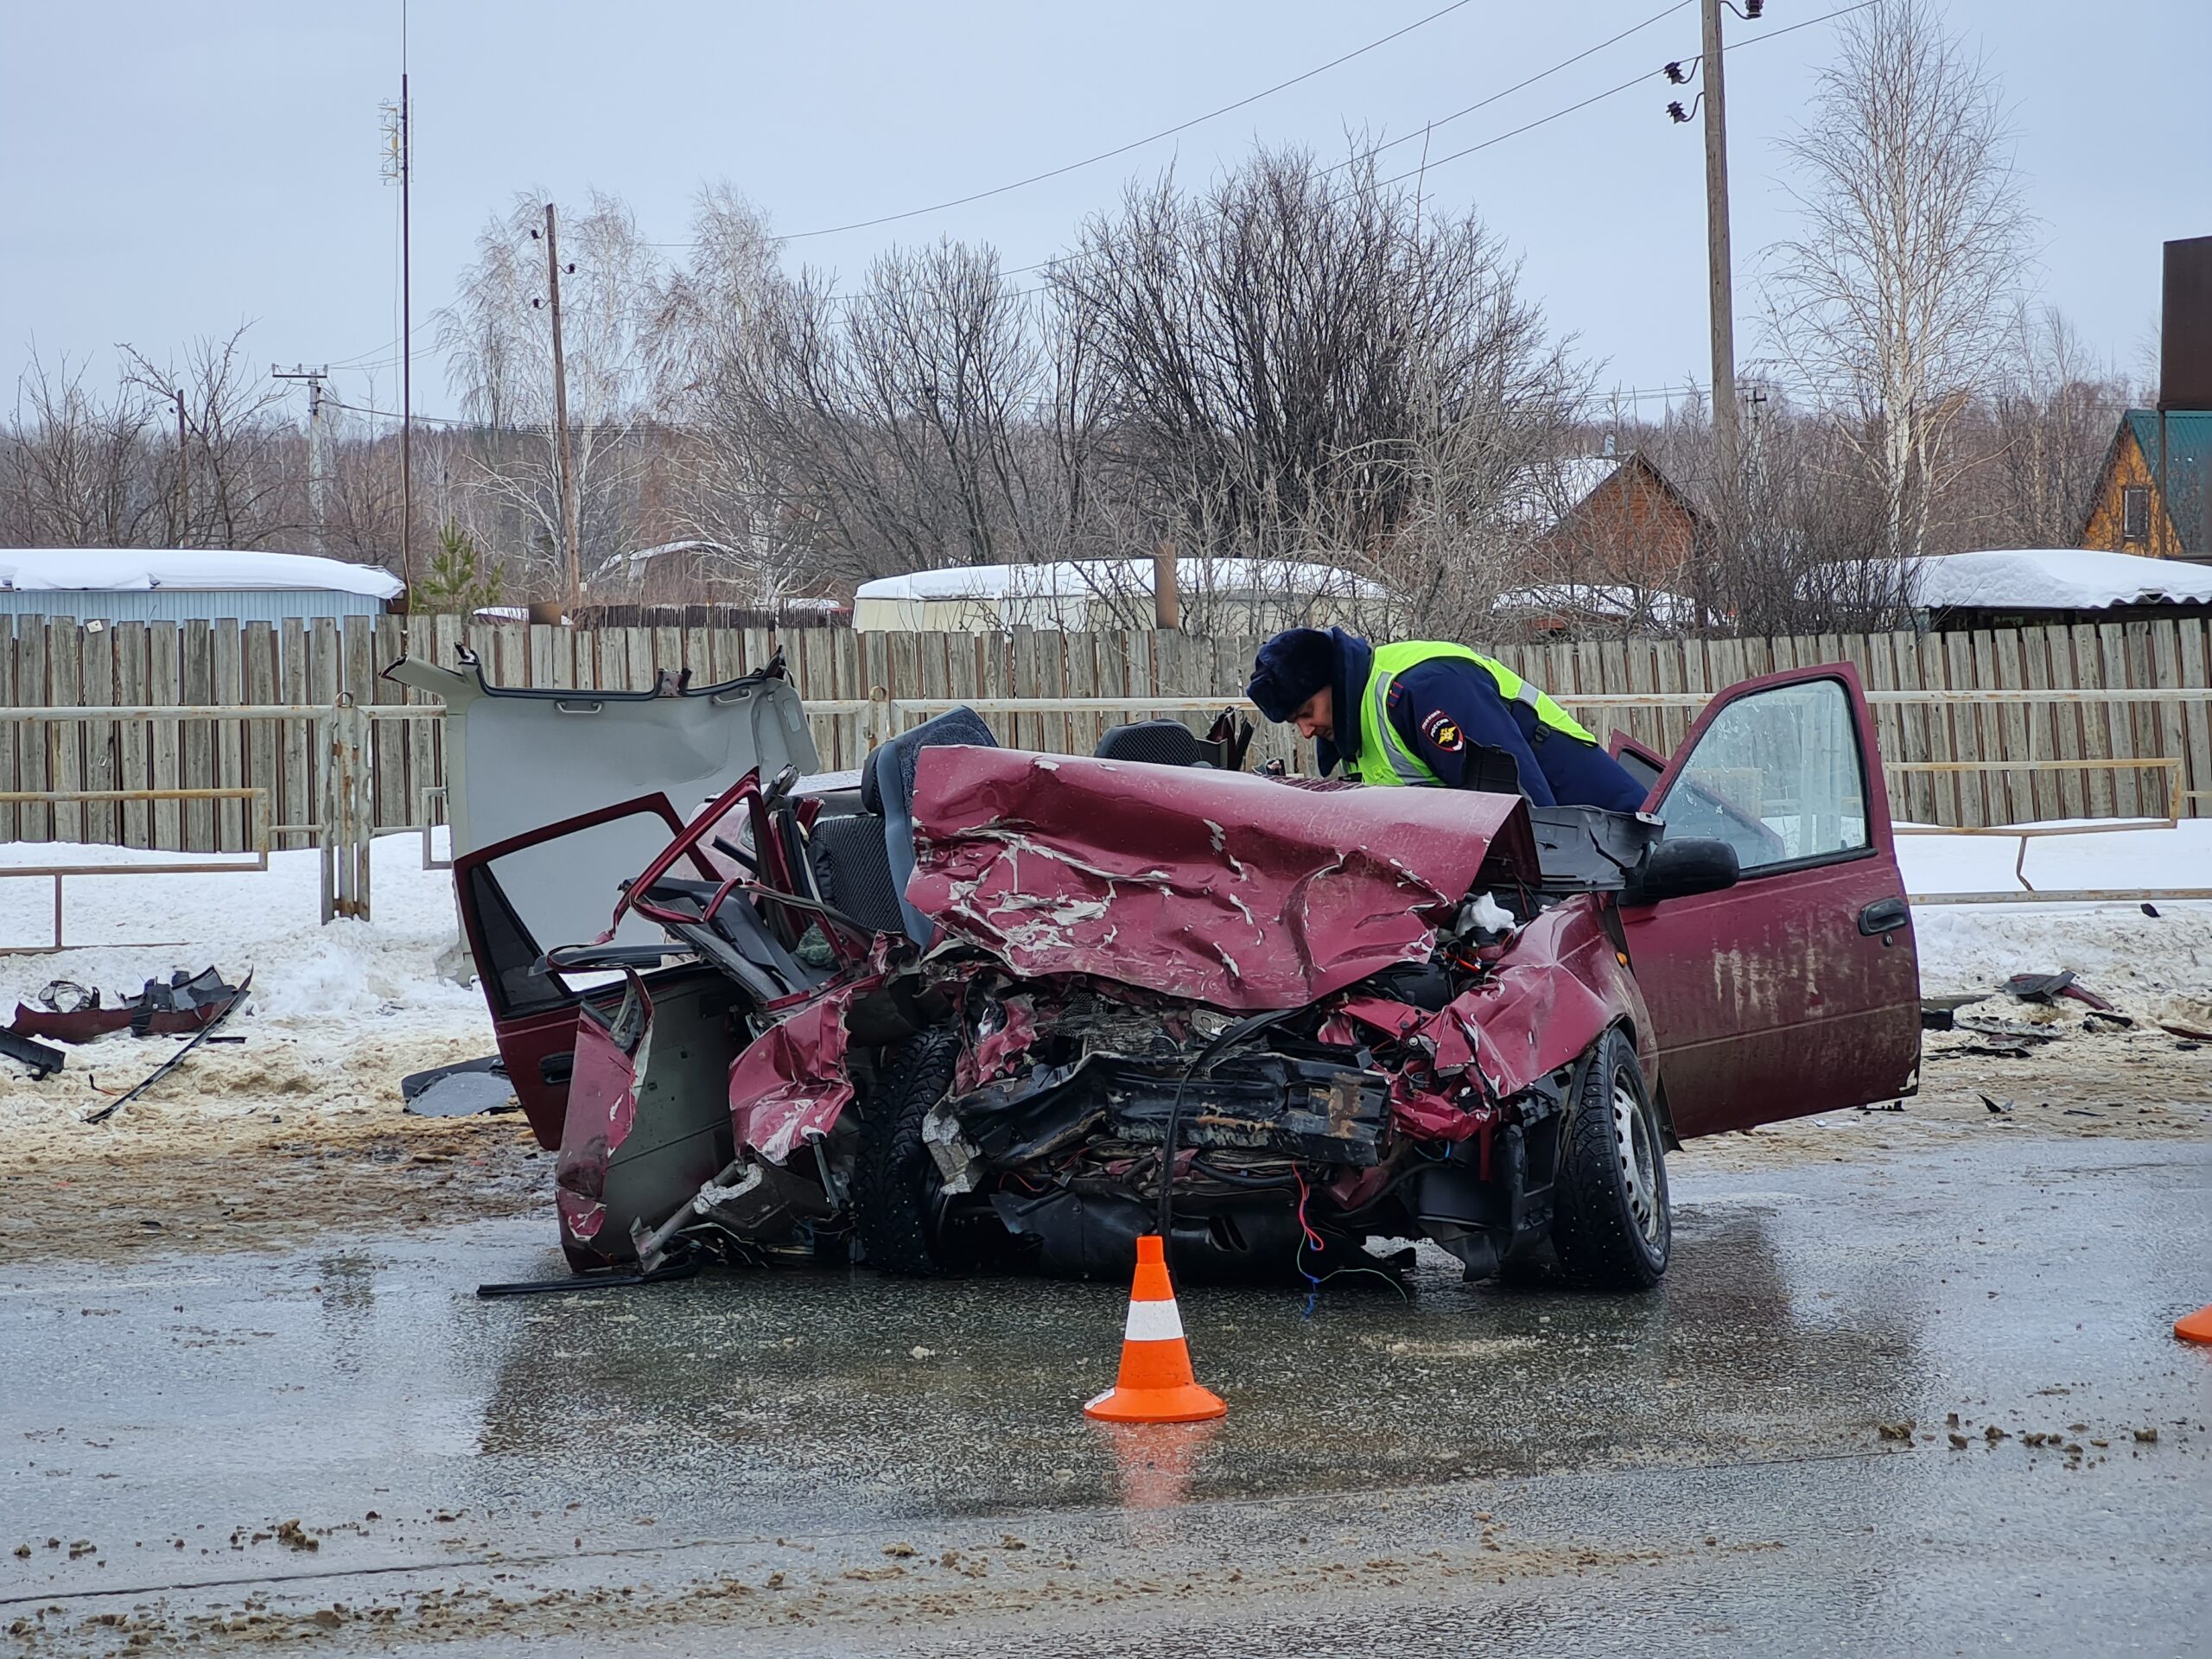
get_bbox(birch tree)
[439,192,659,588]
[1764,0,2031,568]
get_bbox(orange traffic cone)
[2177,1304,2212,1344]
[1083,1235,1226,1423]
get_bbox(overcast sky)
[3,0,2206,428]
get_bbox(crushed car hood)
[906,749,1539,1011]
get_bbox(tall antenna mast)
[381,6,414,598]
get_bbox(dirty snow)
[1898,817,2212,1022]
[0,833,488,1131]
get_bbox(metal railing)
[0,787,276,952]
[0,696,442,925]
[1,680,2204,938]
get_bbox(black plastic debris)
[84,969,253,1125]
[0,1027,67,1080]
[2142,902,2161,918]
[402,1054,517,1118]
[1980,1095,2012,1115]
[1921,994,1991,1031]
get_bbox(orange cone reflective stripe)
[1084,1235,1226,1423]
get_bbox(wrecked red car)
[454,661,1920,1291]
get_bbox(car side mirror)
[1621,837,1739,906]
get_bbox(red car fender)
[1451,899,1655,1099]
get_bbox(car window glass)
[1659,678,1868,872]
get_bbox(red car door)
[1618,663,1920,1137]
[452,794,697,1149]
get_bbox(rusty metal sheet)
[907,749,1539,1012]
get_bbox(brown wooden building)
[1522,451,1706,589]
[2082,409,2210,560]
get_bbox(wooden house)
[1517,451,1706,590]
[2082,409,2210,560]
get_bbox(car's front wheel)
[1550,1027,1670,1290]
[851,1027,959,1275]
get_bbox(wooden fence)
[0,613,2206,853]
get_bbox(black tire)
[851,1027,961,1275]
[1550,1027,1670,1291]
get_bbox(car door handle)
[1858,896,1910,936]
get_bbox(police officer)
[1244,626,1648,811]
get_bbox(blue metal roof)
[2122,410,2210,555]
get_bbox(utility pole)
[273,365,330,554]
[400,72,413,598]
[173,389,190,544]
[380,54,414,599]
[537,202,582,617]
[1700,0,1740,483]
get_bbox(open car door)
[1618,664,1919,1137]
[452,794,699,1149]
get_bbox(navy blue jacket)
[1322,637,1648,812]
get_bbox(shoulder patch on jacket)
[1419,709,1464,753]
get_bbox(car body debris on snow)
[446,661,1923,1292]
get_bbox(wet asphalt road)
[3,1133,2207,1656]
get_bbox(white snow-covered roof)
[1910,549,2212,612]
[1493,583,1698,626]
[1502,457,1626,529]
[0,548,403,600]
[855,557,1386,603]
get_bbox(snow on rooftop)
[855,557,1386,602]
[0,548,404,600]
[1502,456,1626,528]
[1911,548,2212,612]
[1492,583,1699,626]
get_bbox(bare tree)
[1050,143,1582,624]
[701,238,1063,590]
[1763,0,2032,571]
[1982,306,2121,547]
[439,192,660,594]
[119,326,294,549]
[1,349,162,547]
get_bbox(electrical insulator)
[1668,100,1691,124]
[1665,60,1688,84]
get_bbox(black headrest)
[1093,719,1214,768]
[861,703,999,814]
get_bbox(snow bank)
[1899,819,2212,1018]
[0,834,488,1129]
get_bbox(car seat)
[861,705,1000,945]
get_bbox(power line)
[642,0,1479,250]
[1324,0,1693,176]
[993,0,1844,288]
